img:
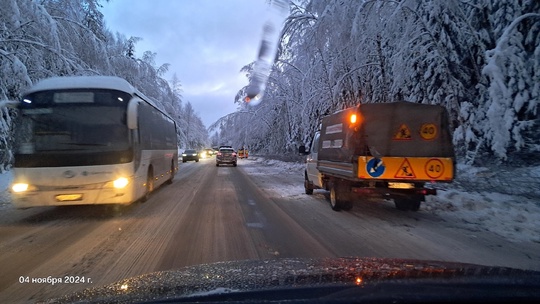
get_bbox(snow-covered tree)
[454,1,540,163]
[481,12,540,160]
[226,0,539,164]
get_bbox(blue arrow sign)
[366,158,385,178]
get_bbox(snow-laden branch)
[51,16,102,39]
[0,38,83,71]
[331,63,379,93]
[488,13,540,58]
[275,59,304,76]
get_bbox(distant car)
[182,149,199,162]
[216,147,237,167]
[201,148,215,158]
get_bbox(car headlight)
[182,153,187,157]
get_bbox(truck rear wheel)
[329,182,352,211]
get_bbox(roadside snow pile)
[425,164,540,243]
[449,163,540,199]
[244,156,304,175]
[425,189,540,243]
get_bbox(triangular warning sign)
[394,158,416,178]
[393,124,412,140]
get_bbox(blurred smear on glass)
[245,0,290,106]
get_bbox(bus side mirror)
[127,98,140,129]
[298,145,308,155]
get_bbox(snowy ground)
[1,157,539,244]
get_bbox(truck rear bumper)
[351,186,436,197]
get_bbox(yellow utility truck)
[299,102,455,211]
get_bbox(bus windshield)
[14,89,134,167]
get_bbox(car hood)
[46,257,540,303]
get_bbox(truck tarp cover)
[318,102,454,162]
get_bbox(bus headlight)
[113,177,129,189]
[12,183,29,193]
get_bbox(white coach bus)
[11,76,178,208]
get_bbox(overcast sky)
[101,0,269,127]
